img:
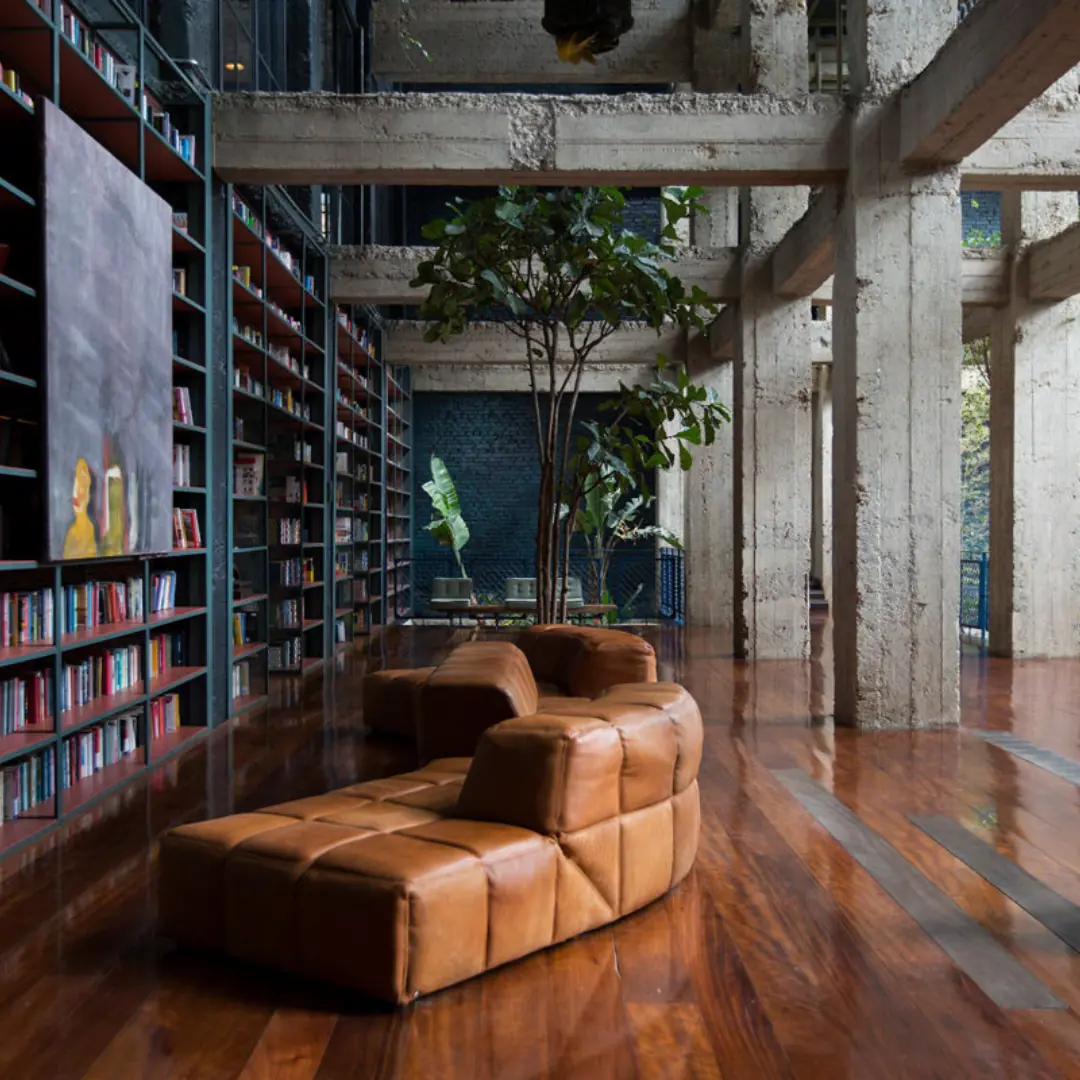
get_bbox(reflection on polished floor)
[4,621,1080,1078]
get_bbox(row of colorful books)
[1,589,53,649]
[60,646,140,711]
[1,670,51,732]
[61,578,143,633]
[232,662,254,701]
[60,711,140,788]
[1,747,54,823]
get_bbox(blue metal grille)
[396,549,683,623]
[960,553,989,646]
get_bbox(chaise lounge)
[158,636,701,1005]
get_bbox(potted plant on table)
[414,186,729,624]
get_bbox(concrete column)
[685,190,738,628]
[989,192,1080,658]
[811,364,833,602]
[684,2,740,631]
[832,0,962,728]
[732,0,811,660]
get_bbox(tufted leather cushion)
[362,667,436,737]
[158,685,702,1006]
[517,625,657,697]
[417,642,539,760]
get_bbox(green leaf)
[679,443,692,470]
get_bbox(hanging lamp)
[542,0,634,65]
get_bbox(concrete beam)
[372,0,694,85]
[411,363,660,393]
[962,103,1080,190]
[332,244,1008,307]
[212,92,849,186]
[770,189,839,299]
[901,0,1080,165]
[1028,220,1080,300]
[329,246,740,305]
[213,92,1080,188]
[383,320,689,366]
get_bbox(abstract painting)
[42,99,174,561]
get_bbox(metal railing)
[960,552,989,645]
[398,548,684,623]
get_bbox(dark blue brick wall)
[412,392,655,599]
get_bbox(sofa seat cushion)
[363,667,436,737]
[158,758,471,955]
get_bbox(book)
[172,444,192,488]
[233,453,264,497]
[180,509,202,549]
[173,386,193,425]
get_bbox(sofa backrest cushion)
[457,684,702,833]
[518,625,657,698]
[418,642,539,758]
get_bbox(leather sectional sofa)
[158,626,702,1005]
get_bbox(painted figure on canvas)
[62,457,98,559]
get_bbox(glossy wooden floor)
[4,622,1080,1078]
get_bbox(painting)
[42,99,174,561]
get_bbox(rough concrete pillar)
[989,192,1080,658]
[684,2,740,631]
[732,0,811,660]
[811,364,833,601]
[685,190,738,628]
[832,0,962,728]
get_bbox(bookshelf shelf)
[0,816,54,857]
[0,641,53,669]
[0,175,34,209]
[172,290,204,315]
[151,725,206,762]
[233,641,267,661]
[147,606,207,628]
[64,754,145,814]
[61,684,147,734]
[229,693,267,718]
[0,726,55,767]
[149,666,207,696]
[0,80,33,119]
[173,354,205,375]
[0,273,36,299]
[60,619,142,651]
[172,225,204,255]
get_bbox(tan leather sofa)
[158,679,702,1005]
[364,625,658,759]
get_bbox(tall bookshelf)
[227,186,330,692]
[0,0,212,856]
[333,304,381,642]
[385,364,413,625]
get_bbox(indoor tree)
[413,186,726,623]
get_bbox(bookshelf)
[333,304,384,641]
[385,364,413,625]
[228,186,330,690]
[0,0,211,856]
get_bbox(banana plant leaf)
[423,455,469,577]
